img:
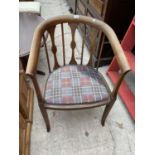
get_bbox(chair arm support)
[111,70,130,99]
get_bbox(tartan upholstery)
[45,65,110,104]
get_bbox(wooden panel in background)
[89,0,104,15]
[68,0,135,66]
[19,71,34,155]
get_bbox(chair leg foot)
[39,104,51,132]
[101,112,106,126]
[46,125,50,132]
[101,101,115,126]
[101,119,105,126]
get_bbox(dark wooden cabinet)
[67,0,135,66]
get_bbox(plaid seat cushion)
[45,65,110,104]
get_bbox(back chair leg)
[38,103,50,132]
[101,100,115,126]
[31,77,51,132]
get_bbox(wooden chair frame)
[26,15,131,132]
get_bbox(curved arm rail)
[26,15,130,76]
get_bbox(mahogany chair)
[26,15,131,132]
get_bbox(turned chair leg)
[38,103,50,132]
[101,100,115,126]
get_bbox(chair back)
[26,15,130,76]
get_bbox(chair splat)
[48,26,59,69]
[81,24,86,65]
[68,23,78,65]
[61,23,66,66]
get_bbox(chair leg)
[38,103,50,132]
[101,100,115,126]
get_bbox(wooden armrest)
[95,20,131,97]
[98,21,131,74]
[26,15,131,76]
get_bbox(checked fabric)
[45,65,109,104]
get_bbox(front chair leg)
[38,103,50,132]
[101,100,115,126]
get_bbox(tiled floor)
[30,0,135,154]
